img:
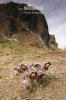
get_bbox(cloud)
[49,22,66,49]
[0,0,12,3]
[39,0,66,49]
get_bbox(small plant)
[36,74,50,87]
[27,74,51,93]
[14,62,52,94]
[28,74,56,93]
[9,95,17,100]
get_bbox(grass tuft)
[27,74,56,93]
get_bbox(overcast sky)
[0,0,66,49]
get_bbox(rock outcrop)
[0,2,57,48]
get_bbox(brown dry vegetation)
[0,40,66,100]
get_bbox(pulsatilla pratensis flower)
[34,64,41,68]
[14,64,28,73]
[44,62,51,70]
[20,64,28,71]
[30,72,37,79]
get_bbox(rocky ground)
[0,40,66,100]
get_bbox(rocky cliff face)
[0,2,57,48]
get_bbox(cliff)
[0,2,57,48]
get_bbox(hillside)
[0,40,66,100]
[0,2,57,49]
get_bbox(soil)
[0,45,66,100]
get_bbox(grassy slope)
[0,40,66,100]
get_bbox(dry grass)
[0,40,66,100]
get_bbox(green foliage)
[27,74,57,93]
[27,74,52,93]
[9,95,17,100]
[36,74,51,87]
[0,40,19,48]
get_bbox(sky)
[0,0,66,49]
